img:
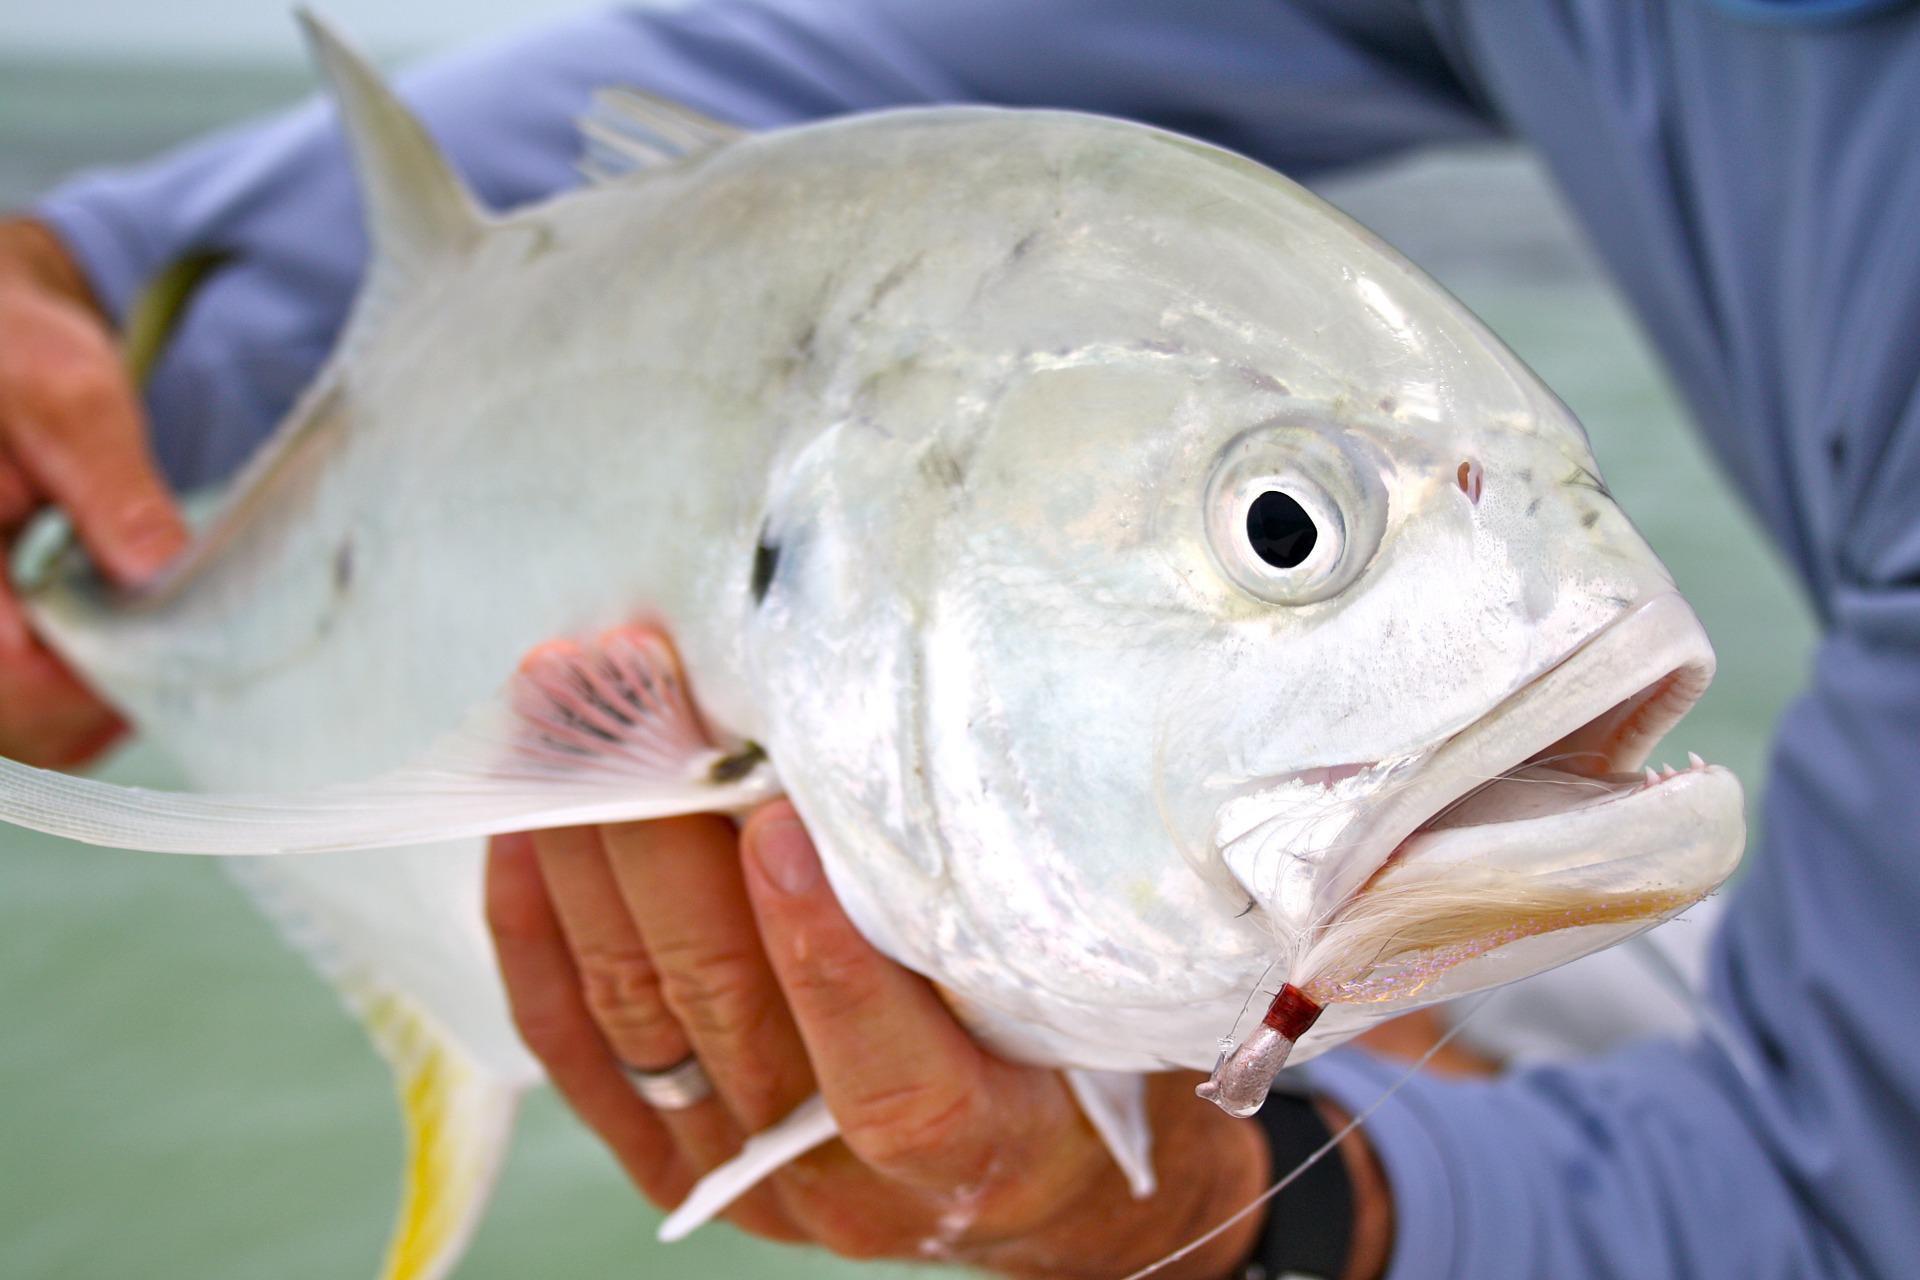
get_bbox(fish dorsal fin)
[576,87,746,184]
[297,9,485,322]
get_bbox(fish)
[0,14,1746,1279]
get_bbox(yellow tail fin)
[360,989,521,1280]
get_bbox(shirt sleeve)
[30,0,1495,489]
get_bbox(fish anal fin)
[357,986,521,1280]
[576,87,745,184]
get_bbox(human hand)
[484,805,1277,1279]
[0,218,189,766]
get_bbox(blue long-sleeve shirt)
[32,3,1920,1276]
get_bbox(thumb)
[0,279,188,585]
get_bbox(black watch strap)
[1243,1091,1354,1280]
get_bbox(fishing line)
[1226,958,1282,1046]
[1119,994,1491,1280]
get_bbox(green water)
[0,64,1816,1280]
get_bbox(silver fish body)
[7,17,1744,1273]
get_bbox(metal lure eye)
[1204,424,1382,605]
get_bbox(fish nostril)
[1456,459,1484,505]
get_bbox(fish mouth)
[1228,591,1743,921]
[1264,591,1745,1022]
[1399,594,1711,824]
[1394,593,1717,841]
[1203,594,1745,1110]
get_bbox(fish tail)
[359,984,521,1280]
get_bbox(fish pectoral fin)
[576,87,746,184]
[657,1094,839,1243]
[1065,1068,1156,1198]
[0,625,780,855]
[357,985,522,1280]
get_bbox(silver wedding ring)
[621,1054,714,1111]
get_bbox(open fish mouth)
[1303,591,1740,926]
[1204,594,1745,1115]
[1289,588,1746,1009]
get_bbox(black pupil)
[1246,490,1318,569]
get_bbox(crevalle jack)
[0,15,1745,1278]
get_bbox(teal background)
[0,47,1816,1280]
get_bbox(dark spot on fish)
[750,532,780,605]
[1518,468,1533,483]
[709,741,767,784]
[332,538,353,591]
[793,321,817,362]
[1238,367,1290,396]
[1581,510,1600,528]
[1526,497,1541,517]
[1007,230,1040,262]
[919,442,967,490]
[1378,395,1398,414]
[1828,433,1847,471]
[861,255,922,318]
[520,223,556,262]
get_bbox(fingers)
[529,825,750,1175]
[740,802,1073,1195]
[0,575,125,767]
[511,823,801,1240]
[531,824,695,1071]
[601,815,817,1131]
[0,275,187,585]
[0,261,183,766]
[484,833,691,1208]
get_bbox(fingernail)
[751,817,820,895]
[108,507,189,584]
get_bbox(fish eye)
[1203,425,1383,605]
[1246,490,1317,568]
